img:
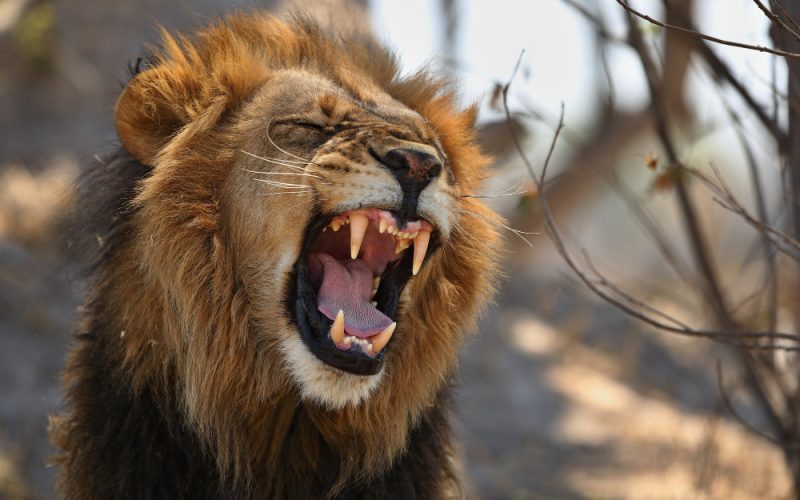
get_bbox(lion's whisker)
[460,191,526,199]
[284,198,317,211]
[452,222,497,254]
[460,180,531,199]
[243,168,325,180]
[253,179,312,189]
[257,191,315,197]
[240,150,309,172]
[458,207,537,247]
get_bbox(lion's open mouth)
[292,208,436,375]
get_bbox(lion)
[51,13,500,499]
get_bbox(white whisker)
[460,180,530,199]
[253,179,311,189]
[242,168,325,180]
[257,191,315,197]
[452,223,497,254]
[285,198,317,211]
[240,150,308,172]
[458,208,536,247]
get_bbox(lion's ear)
[115,66,189,164]
[115,27,269,164]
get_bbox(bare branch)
[616,0,800,60]
[753,0,800,45]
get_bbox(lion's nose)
[379,148,442,189]
[372,147,443,224]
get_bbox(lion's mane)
[52,13,500,499]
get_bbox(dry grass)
[0,159,77,248]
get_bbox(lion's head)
[82,12,500,489]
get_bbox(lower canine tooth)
[371,322,396,353]
[331,310,345,344]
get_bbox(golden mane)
[53,13,500,499]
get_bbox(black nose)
[379,148,442,187]
[372,147,443,224]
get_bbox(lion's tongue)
[314,253,393,338]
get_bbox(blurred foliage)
[12,1,55,74]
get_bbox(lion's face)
[227,69,468,406]
[114,16,499,413]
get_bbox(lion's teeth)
[379,219,388,234]
[349,213,369,259]
[395,238,411,254]
[371,277,380,298]
[331,310,345,344]
[371,322,396,353]
[412,229,431,275]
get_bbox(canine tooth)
[412,229,431,276]
[349,213,369,259]
[331,310,345,344]
[371,322,396,353]
[379,219,388,234]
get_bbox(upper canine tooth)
[331,310,345,344]
[349,213,369,259]
[379,219,388,234]
[412,229,431,276]
[371,322,396,353]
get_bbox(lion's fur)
[52,13,500,499]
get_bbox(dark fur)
[54,150,456,499]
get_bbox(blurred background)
[0,0,797,497]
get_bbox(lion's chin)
[281,334,385,409]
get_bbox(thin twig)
[617,0,800,60]
[753,0,800,45]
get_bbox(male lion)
[52,13,500,499]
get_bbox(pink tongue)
[314,253,394,338]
